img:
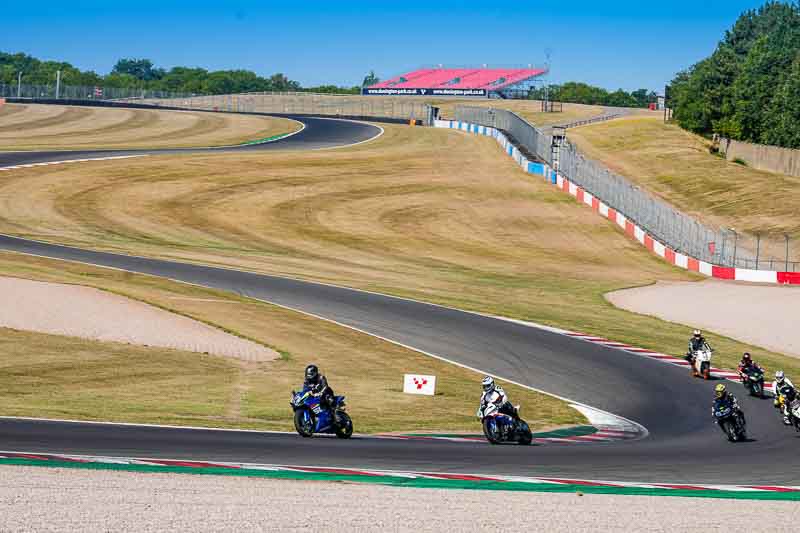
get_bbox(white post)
[55,70,61,99]
[17,71,22,97]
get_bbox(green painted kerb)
[239,132,292,146]
[2,458,797,501]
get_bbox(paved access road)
[0,115,797,485]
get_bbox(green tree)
[112,58,165,81]
[763,56,800,148]
[670,1,800,147]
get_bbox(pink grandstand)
[365,67,546,97]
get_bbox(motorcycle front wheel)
[294,409,315,438]
[334,411,353,439]
[482,419,502,444]
[517,421,533,446]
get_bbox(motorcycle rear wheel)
[334,411,353,439]
[294,409,314,438]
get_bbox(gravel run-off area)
[2,466,800,532]
[0,276,277,362]
[606,280,800,359]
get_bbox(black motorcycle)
[741,366,765,398]
[713,398,747,442]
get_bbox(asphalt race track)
[0,114,380,168]
[0,116,797,485]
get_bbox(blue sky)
[0,0,771,91]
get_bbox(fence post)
[786,234,791,272]
[732,229,738,268]
[755,234,761,269]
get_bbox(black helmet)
[742,352,752,364]
[305,364,319,382]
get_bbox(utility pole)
[17,71,22,98]
[55,70,61,99]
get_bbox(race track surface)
[0,115,379,167]
[0,115,797,485]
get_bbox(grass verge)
[0,103,300,150]
[567,116,800,259]
[1,123,799,394]
[0,251,582,432]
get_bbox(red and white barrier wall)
[434,119,800,285]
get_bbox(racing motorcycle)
[290,387,353,439]
[776,386,800,432]
[689,348,713,380]
[713,397,747,442]
[477,401,533,445]
[741,366,765,398]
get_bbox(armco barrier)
[434,119,799,285]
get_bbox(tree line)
[529,82,658,108]
[670,1,800,149]
[0,52,366,95]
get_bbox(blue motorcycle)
[290,387,353,439]
[477,401,532,445]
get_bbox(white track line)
[0,236,646,438]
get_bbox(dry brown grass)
[0,252,582,432]
[1,123,797,385]
[0,103,300,151]
[568,117,800,254]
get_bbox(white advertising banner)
[403,374,436,396]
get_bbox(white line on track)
[0,234,647,438]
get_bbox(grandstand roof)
[369,67,546,91]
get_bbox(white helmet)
[482,376,495,392]
[693,329,701,337]
[776,370,785,383]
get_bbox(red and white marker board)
[403,374,436,396]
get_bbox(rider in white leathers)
[478,376,518,420]
[773,371,796,424]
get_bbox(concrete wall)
[721,137,800,177]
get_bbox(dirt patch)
[2,466,799,532]
[606,280,800,359]
[0,276,276,362]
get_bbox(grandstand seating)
[368,67,546,91]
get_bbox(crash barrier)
[3,97,418,126]
[720,137,800,179]
[434,119,800,285]
[451,106,799,273]
[1,83,435,124]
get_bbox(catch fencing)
[0,83,432,123]
[0,82,196,102]
[454,106,797,271]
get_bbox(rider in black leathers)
[712,383,745,430]
[304,364,336,414]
